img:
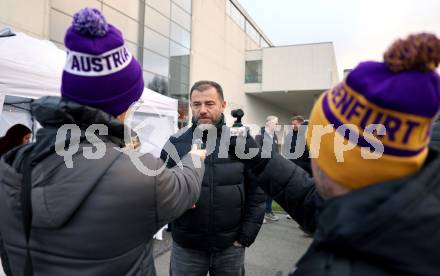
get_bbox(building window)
[170,41,190,67]
[245,23,259,45]
[143,0,192,128]
[171,3,191,31]
[225,1,270,47]
[171,22,191,48]
[245,60,262,83]
[145,5,170,37]
[144,27,170,57]
[144,71,170,96]
[230,3,245,30]
[173,0,192,13]
[143,49,170,77]
[170,61,190,86]
[146,0,171,18]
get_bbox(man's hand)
[233,241,244,248]
[189,144,206,169]
[190,144,206,161]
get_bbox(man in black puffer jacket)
[282,116,312,175]
[161,81,265,276]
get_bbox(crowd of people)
[1,7,440,276]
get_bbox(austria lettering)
[64,45,132,76]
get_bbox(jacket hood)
[31,96,126,145]
[314,150,440,275]
[0,96,124,229]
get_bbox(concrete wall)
[0,0,50,38]
[244,43,339,94]
[260,43,339,92]
[190,0,292,127]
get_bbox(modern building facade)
[0,0,339,128]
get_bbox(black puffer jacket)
[160,116,266,251]
[430,120,440,150]
[282,127,311,175]
[255,150,440,275]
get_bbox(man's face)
[311,160,351,199]
[190,87,226,125]
[267,118,279,132]
[291,119,303,131]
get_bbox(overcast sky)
[237,0,440,79]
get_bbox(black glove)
[229,132,270,174]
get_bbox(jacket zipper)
[237,185,245,218]
[208,153,214,249]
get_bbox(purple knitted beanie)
[61,7,144,117]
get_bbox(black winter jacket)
[255,150,440,275]
[430,120,440,150]
[160,116,266,251]
[282,128,311,175]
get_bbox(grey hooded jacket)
[0,96,204,276]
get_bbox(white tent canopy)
[0,93,4,118]
[0,32,64,98]
[0,32,177,157]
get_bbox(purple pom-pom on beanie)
[61,7,144,117]
[73,8,108,37]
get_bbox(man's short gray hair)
[265,115,278,125]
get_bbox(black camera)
[230,109,247,137]
[231,109,244,127]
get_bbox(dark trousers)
[170,242,245,276]
[265,196,273,214]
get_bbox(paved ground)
[154,214,312,276]
[0,214,312,276]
